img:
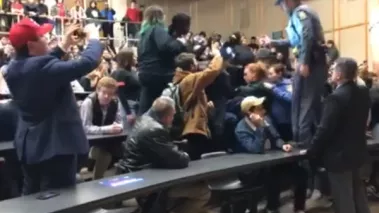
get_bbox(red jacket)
[125,8,140,23]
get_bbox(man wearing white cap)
[235,96,307,213]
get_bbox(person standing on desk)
[5,18,103,195]
[260,0,327,148]
[305,58,371,213]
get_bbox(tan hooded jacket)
[172,56,223,137]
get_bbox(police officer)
[261,0,327,147]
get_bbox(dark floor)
[277,198,379,213]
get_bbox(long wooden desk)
[0,151,305,213]
[1,140,379,213]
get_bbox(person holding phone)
[5,18,103,195]
[80,77,124,179]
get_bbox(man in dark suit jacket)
[5,18,103,195]
[306,57,371,213]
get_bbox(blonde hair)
[87,60,109,88]
[96,76,118,90]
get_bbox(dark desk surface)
[87,132,128,141]
[0,141,14,152]
[0,151,305,213]
[0,132,128,153]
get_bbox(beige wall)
[139,0,376,64]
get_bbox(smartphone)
[36,191,60,200]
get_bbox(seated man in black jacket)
[118,96,210,213]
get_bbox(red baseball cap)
[9,17,54,49]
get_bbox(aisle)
[278,197,379,213]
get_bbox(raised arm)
[153,26,186,55]
[189,55,223,96]
[45,39,104,85]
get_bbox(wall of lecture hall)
[138,0,375,65]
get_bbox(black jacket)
[137,25,186,78]
[111,68,140,114]
[118,111,190,171]
[111,68,140,101]
[85,7,102,26]
[232,45,254,66]
[308,81,370,172]
[37,3,48,15]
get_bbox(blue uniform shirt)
[276,4,324,65]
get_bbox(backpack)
[161,83,186,139]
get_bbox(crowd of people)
[0,0,378,213]
[0,0,144,51]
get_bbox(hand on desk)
[109,122,123,134]
[282,144,292,152]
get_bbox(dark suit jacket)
[5,40,103,164]
[308,81,370,172]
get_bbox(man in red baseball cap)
[8,17,54,55]
[4,17,104,195]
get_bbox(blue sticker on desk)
[99,176,144,187]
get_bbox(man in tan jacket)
[172,53,224,160]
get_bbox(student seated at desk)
[235,96,307,213]
[117,97,211,213]
[80,77,124,179]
